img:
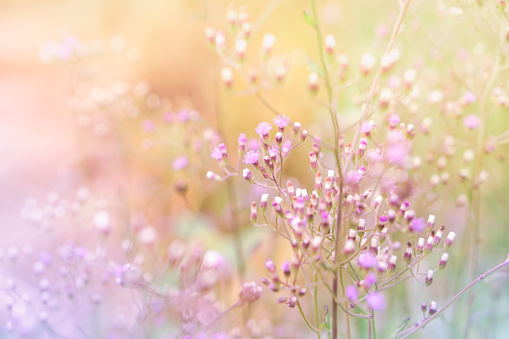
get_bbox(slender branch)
[463,35,502,338]
[399,255,509,338]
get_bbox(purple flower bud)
[293,122,301,136]
[265,259,276,273]
[238,133,247,152]
[445,232,456,247]
[243,168,254,183]
[309,152,318,172]
[404,242,413,265]
[250,202,257,222]
[282,261,291,277]
[439,253,449,270]
[378,215,388,230]
[429,301,437,315]
[425,270,434,286]
[277,296,288,303]
[287,296,297,308]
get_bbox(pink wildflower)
[388,114,401,128]
[210,147,222,160]
[361,120,375,135]
[462,92,477,105]
[273,115,290,129]
[464,115,480,129]
[345,170,363,189]
[243,150,260,165]
[385,137,411,167]
[363,273,378,288]
[172,156,188,170]
[255,122,272,136]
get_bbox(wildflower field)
[1,0,509,338]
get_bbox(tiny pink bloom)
[462,92,477,105]
[385,143,410,167]
[358,252,377,269]
[268,147,278,158]
[388,114,401,128]
[210,147,222,160]
[178,109,191,122]
[464,115,480,129]
[361,121,375,134]
[265,258,276,273]
[346,285,358,301]
[255,122,273,136]
[243,150,260,165]
[239,282,262,304]
[273,115,290,129]
[363,273,377,288]
[238,133,247,146]
[281,261,291,276]
[410,217,425,232]
[366,292,386,310]
[345,170,363,189]
[282,140,292,156]
[172,156,188,170]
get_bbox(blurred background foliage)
[1,0,509,338]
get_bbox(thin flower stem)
[314,271,321,339]
[319,277,373,319]
[256,92,282,117]
[399,255,509,338]
[297,300,320,334]
[371,311,377,339]
[253,182,277,189]
[339,268,351,339]
[378,254,427,289]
